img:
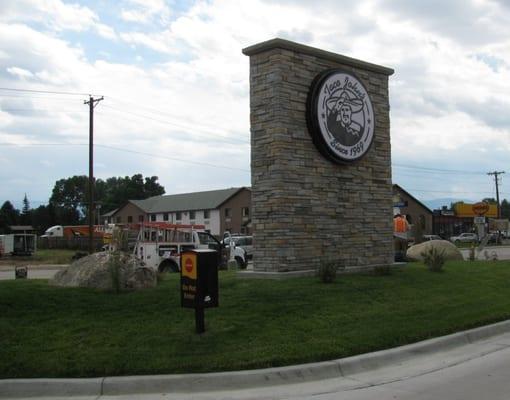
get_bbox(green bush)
[108,251,122,293]
[318,260,344,283]
[421,247,446,272]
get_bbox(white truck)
[0,234,37,256]
[221,233,253,269]
[131,222,225,273]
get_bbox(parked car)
[450,233,478,244]
[487,232,502,245]
[221,235,253,268]
[422,234,442,241]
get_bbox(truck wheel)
[235,256,247,269]
[158,260,179,273]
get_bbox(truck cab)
[41,225,63,238]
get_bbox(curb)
[2,319,510,398]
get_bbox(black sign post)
[181,249,219,334]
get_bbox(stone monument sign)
[242,38,394,273]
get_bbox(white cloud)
[0,0,117,39]
[0,23,91,87]
[0,0,510,204]
[120,0,172,25]
[6,67,34,79]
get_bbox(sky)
[0,0,509,210]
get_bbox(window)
[225,208,231,218]
[242,207,250,217]
[189,210,196,220]
[138,215,144,222]
[127,216,133,223]
[163,213,169,221]
[150,214,156,222]
[116,216,122,223]
[176,212,182,221]
[204,210,210,219]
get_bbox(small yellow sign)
[181,253,197,280]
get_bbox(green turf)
[1,260,510,378]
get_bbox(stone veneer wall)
[243,39,395,272]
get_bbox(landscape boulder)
[51,251,157,290]
[406,240,464,262]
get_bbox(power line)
[105,95,251,141]
[1,108,86,113]
[0,93,80,101]
[95,144,250,172]
[393,163,485,175]
[0,142,250,172]
[100,104,250,145]
[0,143,86,146]
[0,92,250,143]
[0,87,97,97]
[404,187,497,195]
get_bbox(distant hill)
[422,198,474,211]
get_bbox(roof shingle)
[129,187,248,213]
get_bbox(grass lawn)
[1,260,510,378]
[0,249,76,266]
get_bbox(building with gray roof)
[103,187,251,236]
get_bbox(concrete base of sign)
[237,263,404,280]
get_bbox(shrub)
[468,245,475,261]
[421,247,446,272]
[108,228,129,293]
[317,260,344,283]
[108,251,122,293]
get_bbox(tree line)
[0,174,165,234]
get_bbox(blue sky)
[0,0,509,210]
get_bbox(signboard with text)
[180,249,219,309]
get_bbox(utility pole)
[487,171,505,218]
[84,95,104,254]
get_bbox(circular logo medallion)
[307,69,375,164]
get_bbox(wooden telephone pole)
[487,171,505,218]
[85,95,103,254]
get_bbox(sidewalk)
[2,319,510,399]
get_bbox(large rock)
[406,240,464,261]
[51,251,157,290]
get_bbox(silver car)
[450,233,478,244]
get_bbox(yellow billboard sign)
[454,202,497,218]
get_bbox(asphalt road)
[281,346,510,400]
